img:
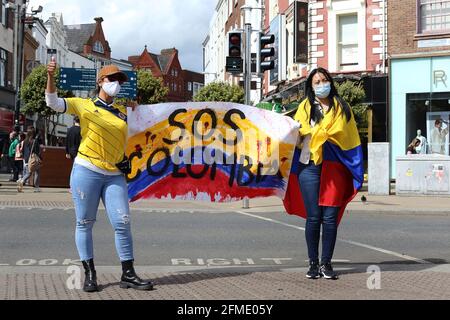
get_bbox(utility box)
[39,147,72,188]
[396,155,450,196]
[368,143,390,195]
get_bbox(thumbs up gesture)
[47,56,57,78]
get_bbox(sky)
[27,0,217,72]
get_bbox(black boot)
[81,259,99,292]
[120,260,154,291]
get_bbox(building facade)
[129,46,204,102]
[203,0,265,104]
[389,0,450,178]
[0,0,16,137]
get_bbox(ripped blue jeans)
[70,164,133,262]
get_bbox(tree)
[116,69,168,106]
[335,80,367,129]
[20,65,72,145]
[194,82,244,103]
[136,69,169,104]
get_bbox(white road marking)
[235,211,431,265]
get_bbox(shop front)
[391,55,450,179]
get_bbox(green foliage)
[193,82,244,103]
[116,69,169,106]
[336,80,367,128]
[136,69,169,104]
[20,65,72,117]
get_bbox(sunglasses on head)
[107,74,125,84]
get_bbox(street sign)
[59,68,97,91]
[226,56,243,74]
[116,71,138,99]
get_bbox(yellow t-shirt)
[63,97,128,172]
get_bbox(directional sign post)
[59,68,97,91]
[58,68,138,99]
[117,71,138,100]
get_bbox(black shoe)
[306,261,320,279]
[319,262,339,280]
[120,260,154,291]
[82,259,99,292]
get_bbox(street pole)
[242,5,253,209]
[14,1,25,131]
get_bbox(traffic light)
[259,33,275,72]
[228,31,243,57]
[226,31,243,74]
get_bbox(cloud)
[28,0,216,72]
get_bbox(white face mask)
[102,81,121,97]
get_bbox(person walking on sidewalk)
[17,127,42,193]
[8,132,20,182]
[45,57,153,292]
[66,116,81,161]
[14,132,25,182]
[285,67,364,280]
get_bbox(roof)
[64,23,96,53]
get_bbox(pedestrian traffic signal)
[226,31,243,74]
[228,31,243,58]
[260,33,275,72]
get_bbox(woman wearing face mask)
[45,57,153,292]
[289,68,363,280]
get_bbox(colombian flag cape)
[283,98,364,225]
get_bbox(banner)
[126,102,300,203]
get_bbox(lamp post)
[240,4,253,209]
[12,1,43,131]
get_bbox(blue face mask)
[314,82,331,98]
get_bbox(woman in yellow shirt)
[46,57,153,292]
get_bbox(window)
[419,0,450,33]
[93,41,104,54]
[188,82,192,91]
[406,92,450,155]
[1,0,6,27]
[338,14,358,68]
[0,48,6,87]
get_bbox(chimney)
[94,17,104,24]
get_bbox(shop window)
[418,0,450,33]
[406,92,450,155]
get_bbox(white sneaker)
[17,180,23,193]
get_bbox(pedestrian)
[291,67,364,280]
[8,132,20,182]
[17,127,42,193]
[14,132,26,181]
[66,116,81,160]
[45,57,153,292]
[406,138,421,155]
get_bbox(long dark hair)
[305,67,352,124]
[24,127,36,146]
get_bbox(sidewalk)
[1,174,450,215]
[1,264,450,300]
[2,174,450,300]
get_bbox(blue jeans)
[298,161,340,264]
[70,164,134,262]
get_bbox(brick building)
[388,0,450,178]
[129,46,204,102]
[64,17,112,68]
[262,0,388,146]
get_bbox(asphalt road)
[0,207,449,272]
